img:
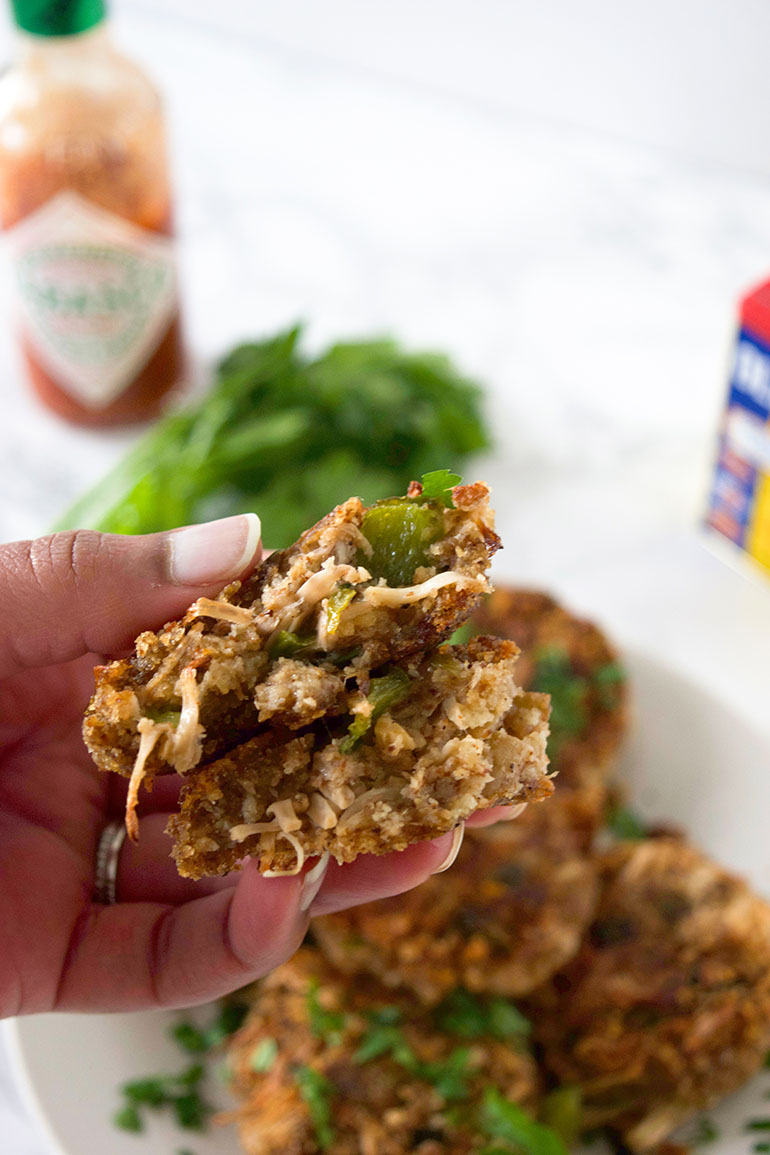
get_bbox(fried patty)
[84,480,500,785]
[167,637,552,878]
[529,838,770,1150]
[314,817,597,1005]
[226,946,541,1155]
[470,587,629,849]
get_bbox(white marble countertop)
[2,4,770,1151]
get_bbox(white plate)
[5,648,770,1155]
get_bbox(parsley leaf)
[434,989,531,1042]
[56,329,490,549]
[480,1088,568,1155]
[606,804,647,841]
[250,1037,279,1073]
[294,1064,336,1149]
[417,469,462,507]
[306,978,346,1044]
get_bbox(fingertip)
[308,831,456,917]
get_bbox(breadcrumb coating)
[226,947,541,1155]
[167,638,551,878]
[315,818,598,1004]
[529,838,770,1150]
[84,481,499,784]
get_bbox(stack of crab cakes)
[225,589,770,1155]
[84,479,553,876]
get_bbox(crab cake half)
[470,587,629,849]
[315,818,597,1005]
[167,637,551,878]
[226,946,541,1155]
[84,477,500,797]
[530,838,770,1151]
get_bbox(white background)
[1,3,770,1151]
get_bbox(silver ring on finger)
[93,820,127,905]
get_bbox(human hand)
[0,517,515,1017]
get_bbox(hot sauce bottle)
[0,0,185,425]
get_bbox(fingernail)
[431,824,465,874]
[299,852,330,912]
[501,802,528,820]
[169,514,261,585]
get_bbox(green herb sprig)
[56,328,490,548]
[113,1063,212,1134]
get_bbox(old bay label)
[5,191,177,408]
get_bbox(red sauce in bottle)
[0,18,185,426]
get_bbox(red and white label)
[5,191,178,408]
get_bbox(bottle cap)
[10,0,106,36]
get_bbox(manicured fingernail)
[169,514,261,585]
[501,802,528,820]
[299,852,330,912]
[431,824,465,874]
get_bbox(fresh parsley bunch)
[57,326,490,548]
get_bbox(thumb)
[0,514,261,679]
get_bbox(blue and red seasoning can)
[706,278,770,578]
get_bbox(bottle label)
[5,190,178,408]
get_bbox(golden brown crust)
[227,946,540,1155]
[167,638,552,878]
[314,819,598,1005]
[84,483,500,783]
[528,838,770,1150]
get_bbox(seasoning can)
[706,278,770,580]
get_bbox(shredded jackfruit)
[362,570,485,607]
[190,597,253,626]
[125,718,167,840]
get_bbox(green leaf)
[54,327,490,551]
[417,469,462,507]
[250,1037,279,1073]
[606,804,647,841]
[113,1104,143,1132]
[339,668,412,752]
[171,1022,208,1054]
[306,978,346,1044]
[434,989,531,1042]
[294,1064,336,1150]
[531,647,589,754]
[480,1088,568,1155]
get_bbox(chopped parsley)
[480,1088,568,1155]
[294,1064,336,1149]
[593,660,626,708]
[354,1006,471,1102]
[171,1001,250,1054]
[114,1063,212,1134]
[605,803,648,841]
[531,649,626,759]
[306,978,346,1045]
[416,469,462,508]
[531,647,589,752]
[748,1121,770,1131]
[250,1037,279,1073]
[685,1117,719,1145]
[340,668,412,751]
[433,988,531,1043]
